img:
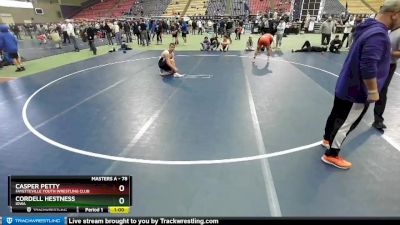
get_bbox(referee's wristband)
[368,90,378,94]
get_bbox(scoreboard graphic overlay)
[8,176,132,213]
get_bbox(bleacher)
[130,0,171,16]
[164,0,190,16]
[205,0,250,17]
[249,0,291,15]
[73,0,120,19]
[339,0,383,14]
[186,0,209,16]
[324,0,346,16]
[206,0,226,16]
[72,0,295,18]
[73,0,172,19]
[274,0,291,13]
[292,0,301,20]
[232,0,249,16]
[110,0,136,17]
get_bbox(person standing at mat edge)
[321,0,400,169]
[0,24,25,72]
[66,19,80,52]
[85,23,97,55]
[158,43,184,78]
[372,26,400,130]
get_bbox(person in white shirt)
[66,20,79,51]
[158,43,184,78]
[113,21,121,45]
[197,20,203,35]
[207,20,213,31]
[275,19,285,49]
[342,17,354,48]
[61,23,70,44]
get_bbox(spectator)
[192,19,197,35]
[61,22,70,44]
[210,35,219,51]
[275,19,285,49]
[292,40,327,53]
[201,36,210,51]
[181,21,188,45]
[85,23,97,55]
[197,20,203,35]
[49,28,62,49]
[113,21,121,45]
[342,17,353,48]
[220,35,230,52]
[372,21,400,130]
[156,21,163,45]
[246,36,254,51]
[121,40,132,51]
[66,20,79,52]
[132,21,140,45]
[226,18,234,40]
[139,19,148,46]
[320,17,333,46]
[104,21,114,45]
[329,35,342,53]
[124,21,132,43]
[12,25,21,40]
[171,24,179,45]
[0,24,25,72]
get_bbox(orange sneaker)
[321,139,330,149]
[321,154,352,169]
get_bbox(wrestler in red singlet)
[253,33,274,61]
[257,33,273,49]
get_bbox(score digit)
[119,185,124,192]
[119,197,125,205]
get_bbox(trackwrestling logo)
[3,217,65,225]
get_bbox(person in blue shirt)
[150,20,156,43]
[321,0,400,169]
[0,24,25,72]
[181,21,188,45]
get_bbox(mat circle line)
[22,55,339,165]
